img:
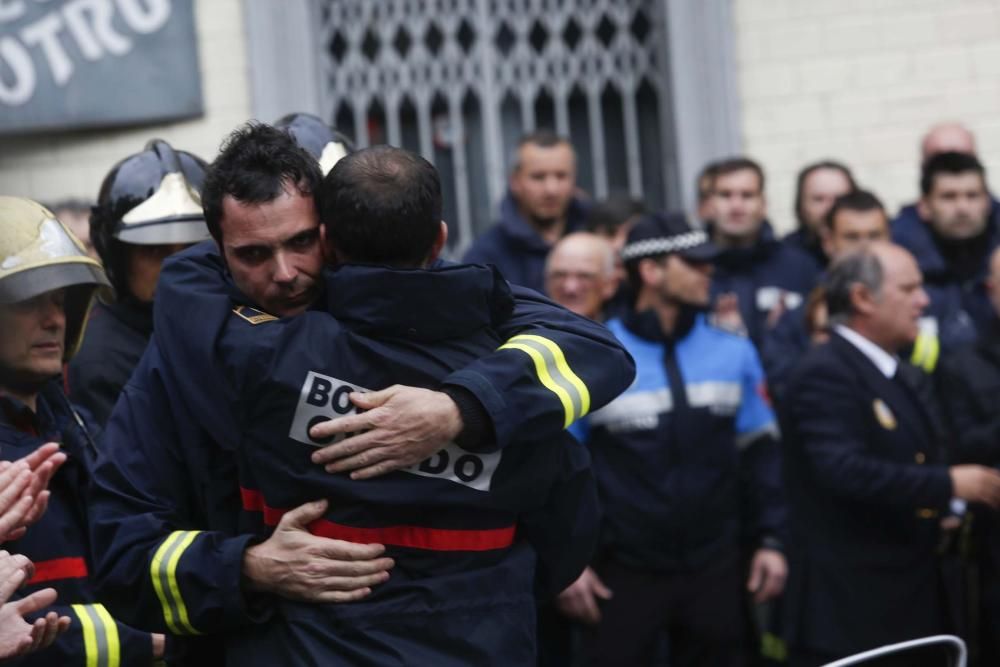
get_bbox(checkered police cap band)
[621,230,709,261]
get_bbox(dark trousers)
[581,551,746,667]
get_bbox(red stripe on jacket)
[240,487,515,552]
[28,557,88,584]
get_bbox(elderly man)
[464,130,589,292]
[762,189,891,400]
[782,242,1000,666]
[544,232,618,320]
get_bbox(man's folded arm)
[443,285,635,451]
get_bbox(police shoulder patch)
[232,305,278,325]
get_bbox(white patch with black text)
[289,371,500,491]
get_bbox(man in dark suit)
[781,242,1000,666]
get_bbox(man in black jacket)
[782,242,1000,666]
[938,244,1000,666]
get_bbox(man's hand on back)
[309,386,463,479]
[242,500,394,603]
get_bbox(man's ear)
[426,221,449,265]
[917,197,932,223]
[318,224,337,265]
[849,282,875,316]
[819,225,835,260]
[637,257,662,289]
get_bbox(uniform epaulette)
[232,305,278,325]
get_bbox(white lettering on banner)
[0,0,171,107]
[0,37,34,105]
[115,0,170,34]
[0,0,26,24]
[288,371,501,492]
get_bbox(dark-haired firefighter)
[89,123,634,663]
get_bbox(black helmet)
[274,113,354,175]
[90,139,209,299]
[0,197,111,360]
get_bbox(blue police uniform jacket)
[892,200,1000,351]
[204,264,597,665]
[463,192,589,293]
[781,333,952,656]
[574,309,784,571]
[710,221,821,345]
[0,382,157,666]
[88,243,626,666]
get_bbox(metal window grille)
[316,0,677,253]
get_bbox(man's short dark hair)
[920,151,986,196]
[697,161,722,205]
[825,248,884,325]
[824,189,886,232]
[202,122,323,241]
[710,157,766,193]
[795,160,856,226]
[512,129,572,171]
[585,194,645,235]
[318,145,442,267]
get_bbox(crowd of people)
[0,114,997,667]
[471,122,1000,667]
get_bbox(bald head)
[921,122,977,162]
[545,232,617,320]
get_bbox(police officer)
[566,212,786,667]
[68,139,211,426]
[88,123,634,649]
[782,242,1000,666]
[0,197,169,664]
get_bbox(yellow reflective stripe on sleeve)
[71,603,120,667]
[910,331,940,373]
[92,604,121,667]
[498,334,591,427]
[150,530,203,635]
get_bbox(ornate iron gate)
[315,0,677,253]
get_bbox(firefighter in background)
[0,197,169,664]
[68,140,211,426]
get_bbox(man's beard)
[529,214,559,229]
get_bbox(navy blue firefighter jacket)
[219,263,597,664]
[0,383,159,666]
[88,242,632,659]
